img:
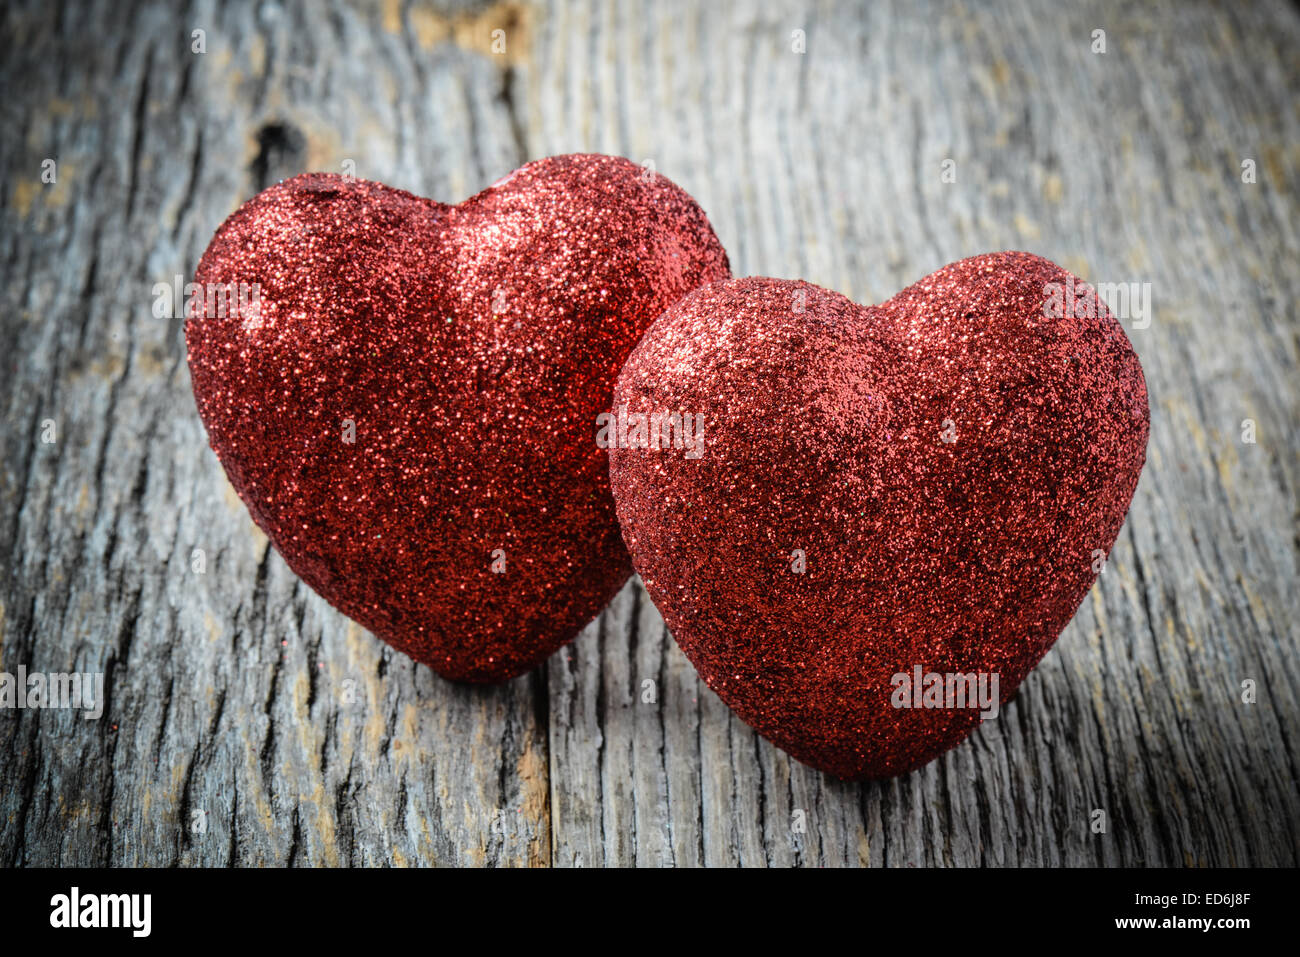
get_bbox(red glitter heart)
[187,154,730,681]
[609,253,1149,779]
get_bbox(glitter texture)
[609,253,1149,779]
[187,154,730,682]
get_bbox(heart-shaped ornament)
[187,154,730,681]
[609,253,1148,778]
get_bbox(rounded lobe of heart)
[186,154,731,681]
[609,253,1149,778]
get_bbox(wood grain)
[1,0,1296,867]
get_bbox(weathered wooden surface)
[1,0,1297,867]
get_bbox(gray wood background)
[1,0,1297,867]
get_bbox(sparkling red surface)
[187,154,730,681]
[609,253,1149,779]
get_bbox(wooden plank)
[1,0,1297,867]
